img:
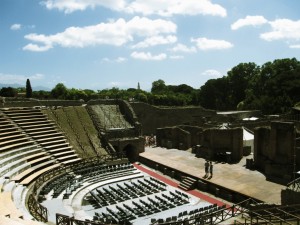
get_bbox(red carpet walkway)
[134,163,230,207]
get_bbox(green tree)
[26,79,32,98]
[226,62,260,109]
[51,83,68,99]
[199,77,230,110]
[0,87,17,97]
[151,79,167,94]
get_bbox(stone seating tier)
[0,145,39,161]
[0,133,26,142]
[61,158,82,165]
[0,130,22,138]
[57,154,78,162]
[22,126,56,133]
[39,140,68,149]
[0,123,15,129]
[0,128,19,136]
[20,163,61,186]
[0,140,35,153]
[52,150,75,158]
[0,137,31,149]
[3,109,41,114]
[16,120,54,126]
[26,155,51,167]
[43,143,69,150]
[0,148,43,169]
[8,114,47,120]
[34,136,65,143]
[0,120,11,125]
[30,132,64,139]
[18,122,56,129]
[47,146,73,154]
[11,160,58,183]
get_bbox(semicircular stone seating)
[0,107,83,224]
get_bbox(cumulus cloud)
[131,51,167,60]
[201,69,222,77]
[231,15,268,30]
[23,43,53,52]
[42,0,227,17]
[23,16,176,52]
[169,43,197,53]
[0,73,44,84]
[42,0,126,14]
[260,19,300,41]
[191,37,233,50]
[126,0,227,17]
[132,35,177,48]
[10,24,21,30]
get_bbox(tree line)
[1,58,300,114]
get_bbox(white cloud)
[126,0,227,17]
[231,15,268,30]
[191,37,233,50]
[169,43,197,53]
[10,24,21,30]
[42,0,227,17]
[116,57,127,62]
[101,57,127,63]
[201,69,222,77]
[170,55,184,59]
[0,73,44,84]
[290,44,300,49]
[23,43,53,52]
[42,0,126,14]
[132,35,177,48]
[131,51,167,61]
[23,16,176,52]
[260,19,300,41]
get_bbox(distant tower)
[137,82,141,90]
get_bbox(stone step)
[178,176,197,191]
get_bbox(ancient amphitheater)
[0,99,299,225]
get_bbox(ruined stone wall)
[109,137,145,162]
[1,99,83,107]
[178,125,203,147]
[270,122,295,164]
[156,127,191,150]
[201,128,243,162]
[254,121,298,183]
[130,102,216,135]
[254,127,270,171]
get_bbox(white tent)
[243,127,254,152]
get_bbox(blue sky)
[0,0,300,91]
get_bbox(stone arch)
[123,144,138,162]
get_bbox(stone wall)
[109,137,145,162]
[254,121,299,183]
[156,127,191,150]
[281,189,300,205]
[155,125,243,162]
[200,128,243,162]
[130,102,216,135]
[1,99,83,107]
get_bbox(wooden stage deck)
[139,147,286,204]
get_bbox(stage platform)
[139,147,286,204]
